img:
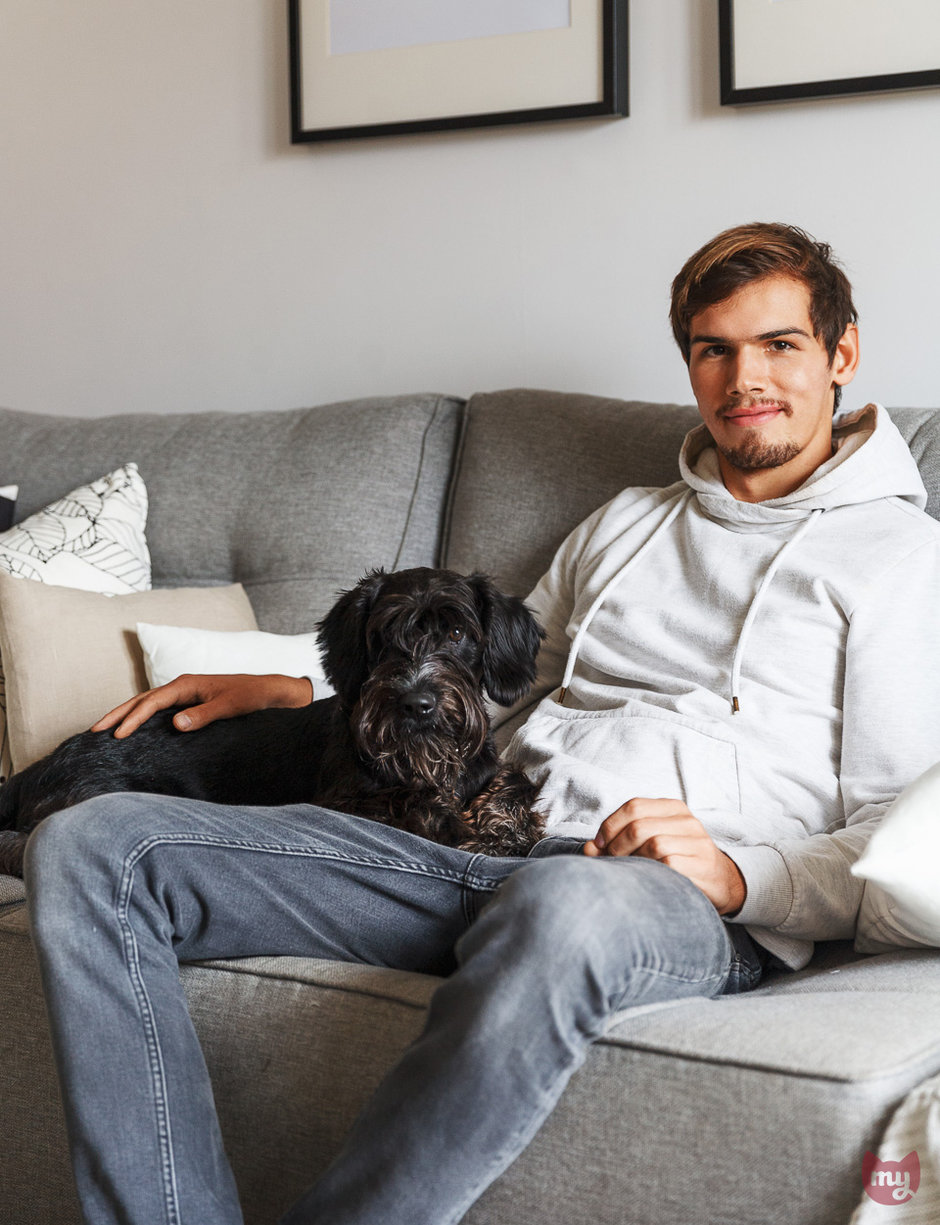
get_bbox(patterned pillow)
[0,464,151,785]
[0,486,16,532]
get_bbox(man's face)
[686,274,858,501]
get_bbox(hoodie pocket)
[506,698,741,830]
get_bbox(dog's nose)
[400,691,435,718]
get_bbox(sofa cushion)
[0,572,257,769]
[3,896,939,1225]
[0,394,463,634]
[442,389,700,597]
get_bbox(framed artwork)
[289,0,628,143]
[719,0,940,106]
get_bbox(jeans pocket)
[722,925,768,995]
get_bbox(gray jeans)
[25,795,766,1225]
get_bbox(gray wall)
[1,1,938,419]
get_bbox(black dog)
[0,568,546,877]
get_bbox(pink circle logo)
[862,1151,920,1205]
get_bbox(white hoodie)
[503,404,940,969]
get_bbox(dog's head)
[317,567,544,786]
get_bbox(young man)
[26,223,940,1225]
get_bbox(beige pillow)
[0,570,258,772]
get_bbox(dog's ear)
[317,570,387,706]
[469,573,545,707]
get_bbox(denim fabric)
[25,795,764,1225]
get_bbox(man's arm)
[724,538,940,943]
[91,673,314,738]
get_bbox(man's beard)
[715,434,801,472]
[714,401,799,472]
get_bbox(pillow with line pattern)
[0,464,151,787]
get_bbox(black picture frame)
[290,0,628,143]
[719,0,940,106]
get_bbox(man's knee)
[24,792,157,891]
[471,854,721,965]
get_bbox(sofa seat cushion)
[3,896,940,1225]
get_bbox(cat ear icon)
[863,1150,920,1205]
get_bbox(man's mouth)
[720,402,788,428]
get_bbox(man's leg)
[284,850,759,1225]
[25,793,521,1225]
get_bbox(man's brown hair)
[669,222,858,364]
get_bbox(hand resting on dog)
[92,672,314,739]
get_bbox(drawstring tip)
[558,687,567,706]
[731,696,740,714]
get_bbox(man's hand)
[583,797,746,916]
[90,673,314,739]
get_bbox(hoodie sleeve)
[726,534,940,947]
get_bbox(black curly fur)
[0,567,546,876]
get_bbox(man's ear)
[316,570,387,707]
[832,323,860,390]
[469,573,544,707]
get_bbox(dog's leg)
[458,766,545,857]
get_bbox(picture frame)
[289,0,628,143]
[719,0,940,106]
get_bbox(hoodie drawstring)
[558,490,692,704]
[557,497,825,714]
[729,507,824,713]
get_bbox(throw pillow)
[0,486,16,532]
[0,464,151,784]
[852,761,940,952]
[136,623,334,697]
[0,573,257,772]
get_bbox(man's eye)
[770,340,794,351]
[448,625,464,642]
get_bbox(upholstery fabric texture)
[0,394,462,634]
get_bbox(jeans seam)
[610,964,728,1011]
[117,851,182,1225]
[115,829,508,1222]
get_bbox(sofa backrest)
[3,389,939,632]
[442,390,940,598]
[0,394,462,632]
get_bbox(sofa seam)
[438,395,473,569]
[392,395,453,571]
[596,1036,940,1086]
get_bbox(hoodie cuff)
[723,843,794,929]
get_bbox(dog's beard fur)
[353,657,490,792]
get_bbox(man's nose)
[726,347,767,397]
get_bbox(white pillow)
[136,622,335,698]
[0,464,151,785]
[852,761,940,953]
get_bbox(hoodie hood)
[679,403,927,529]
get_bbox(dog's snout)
[399,690,436,719]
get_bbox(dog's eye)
[448,625,464,643]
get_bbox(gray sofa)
[2,388,940,1225]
